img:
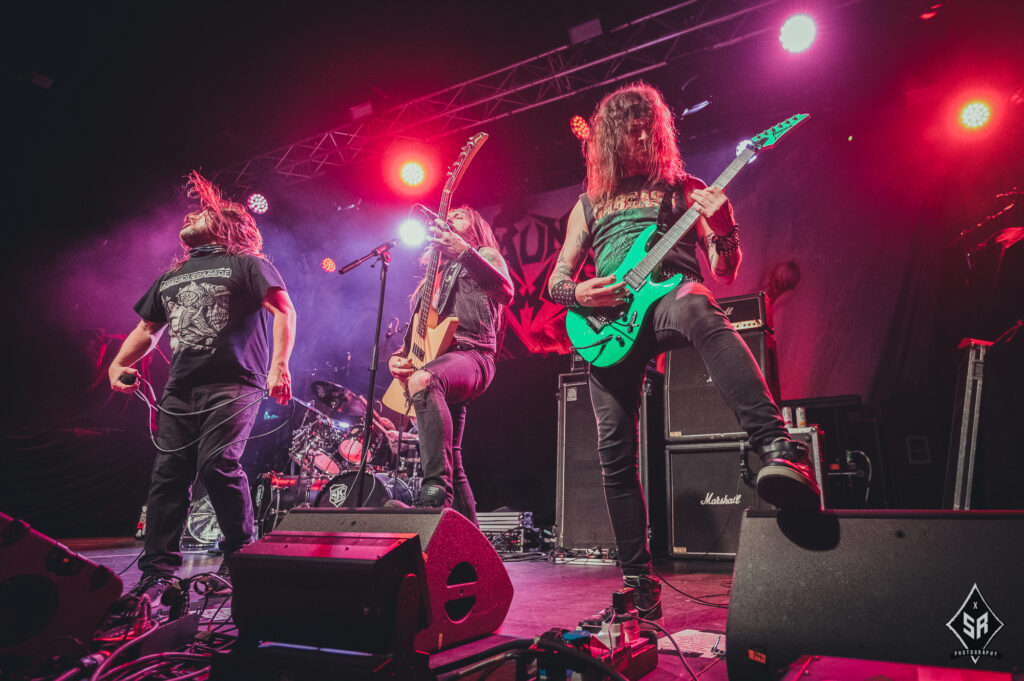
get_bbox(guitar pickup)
[584,311,614,332]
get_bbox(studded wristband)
[711,225,740,258]
[550,279,579,307]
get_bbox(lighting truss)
[215,0,802,191]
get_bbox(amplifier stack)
[662,291,826,558]
[554,291,828,560]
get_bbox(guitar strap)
[655,182,681,236]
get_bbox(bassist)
[388,207,513,523]
[546,83,819,625]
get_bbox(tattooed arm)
[547,199,628,308]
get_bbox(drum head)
[314,471,412,508]
[186,495,221,545]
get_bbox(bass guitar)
[382,132,489,413]
[566,114,808,367]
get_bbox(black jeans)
[588,283,788,574]
[410,349,495,525]
[138,383,263,577]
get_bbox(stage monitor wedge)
[727,509,1024,679]
[267,507,513,653]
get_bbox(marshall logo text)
[700,492,743,506]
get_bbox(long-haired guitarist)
[387,206,513,523]
[547,82,820,625]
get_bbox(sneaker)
[382,499,411,509]
[623,574,663,630]
[415,485,446,509]
[756,438,822,510]
[128,573,174,602]
[108,573,173,619]
[202,561,232,597]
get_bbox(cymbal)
[311,380,354,407]
[292,397,331,420]
[311,381,366,420]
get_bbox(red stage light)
[247,193,269,214]
[570,115,591,140]
[321,257,337,273]
[400,161,425,186]
[960,101,991,129]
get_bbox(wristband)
[711,225,740,258]
[550,279,579,307]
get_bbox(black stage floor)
[71,538,733,680]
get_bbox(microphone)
[119,373,137,386]
[337,240,400,275]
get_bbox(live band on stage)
[6,25,1023,674]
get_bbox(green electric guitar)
[566,113,809,367]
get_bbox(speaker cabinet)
[664,292,778,442]
[0,513,123,677]
[555,372,659,554]
[727,510,1024,679]
[260,508,513,653]
[666,427,825,558]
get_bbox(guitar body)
[566,224,682,367]
[381,314,459,413]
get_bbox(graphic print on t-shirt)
[160,269,232,354]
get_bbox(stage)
[70,538,732,681]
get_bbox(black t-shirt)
[134,252,286,394]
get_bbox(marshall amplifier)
[664,291,779,442]
[666,426,825,559]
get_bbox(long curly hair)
[584,82,685,206]
[172,171,264,269]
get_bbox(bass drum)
[314,471,413,509]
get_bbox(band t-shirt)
[582,175,705,281]
[134,251,286,394]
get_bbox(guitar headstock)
[749,113,809,151]
[438,132,489,217]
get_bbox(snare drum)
[314,471,413,508]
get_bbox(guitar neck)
[412,172,456,341]
[632,146,756,282]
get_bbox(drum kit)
[251,380,422,536]
[184,379,421,545]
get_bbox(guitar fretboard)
[630,146,756,286]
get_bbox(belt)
[450,341,494,356]
[660,268,704,284]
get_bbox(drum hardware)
[250,378,425,519]
[254,473,330,537]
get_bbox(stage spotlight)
[247,193,269,215]
[400,161,425,187]
[780,14,816,53]
[570,115,591,140]
[960,101,991,129]
[399,219,427,246]
[321,257,337,273]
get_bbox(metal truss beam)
[216,0,790,191]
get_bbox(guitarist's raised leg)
[650,285,821,510]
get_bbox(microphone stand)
[336,240,399,507]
